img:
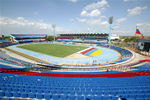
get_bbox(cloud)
[136,23,150,27]
[33,12,39,16]
[80,9,101,17]
[136,23,150,36]
[80,11,88,16]
[84,0,109,11]
[123,0,128,2]
[113,23,150,36]
[69,0,77,3]
[0,17,50,29]
[0,16,68,35]
[78,18,108,26]
[77,18,87,23]
[87,19,101,25]
[116,18,127,24]
[100,16,107,19]
[79,0,109,26]
[128,6,147,16]
[90,9,101,17]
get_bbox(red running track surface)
[1,68,150,78]
[81,48,95,55]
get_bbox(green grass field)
[17,43,87,57]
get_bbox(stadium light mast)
[108,16,113,48]
[52,24,56,41]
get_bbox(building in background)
[136,39,150,56]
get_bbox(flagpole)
[134,26,137,48]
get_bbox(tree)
[46,36,60,41]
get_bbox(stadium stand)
[0,51,34,68]
[10,34,47,43]
[97,45,133,64]
[0,40,150,100]
[0,39,14,48]
[57,33,108,44]
[59,33,108,39]
[57,38,108,44]
[0,67,150,100]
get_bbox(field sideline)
[17,43,87,57]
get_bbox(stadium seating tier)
[0,41,150,100]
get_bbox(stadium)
[0,32,150,100]
[1,0,150,100]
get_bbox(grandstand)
[0,39,12,48]
[59,33,108,39]
[57,33,119,44]
[0,34,150,100]
[10,34,47,43]
[57,33,108,44]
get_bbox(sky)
[0,0,150,36]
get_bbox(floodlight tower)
[108,16,113,48]
[52,24,56,41]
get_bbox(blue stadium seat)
[60,95,68,100]
[68,95,76,100]
[111,96,119,100]
[36,93,44,99]
[13,92,21,97]
[77,95,84,100]
[126,97,136,100]
[4,92,13,97]
[52,95,59,100]
[31,89,37,93]
[93,96,101,100]
[85,95,93,100]
[102,96,110,100]
[20,93,28,98]
[0,98,9,100]
[0,92,4,97]
[76,91,82,95]
[44,90,50,93]
[28,93,36,98]
[44,94,51,100]
[37,89,43,93]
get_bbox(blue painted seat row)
[0,73,150,100]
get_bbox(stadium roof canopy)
[137,39,150,43]
[59,33,108,36]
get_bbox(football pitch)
[17,43,87,57]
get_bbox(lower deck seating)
[57,38,107,44]
[130,62,150,71]
[0,60,150,100]
[0,52,34,68]
[0,73,150,100]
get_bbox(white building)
[111,34,120,40]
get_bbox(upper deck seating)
[11,34,47,43]
[57,38,107,44]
